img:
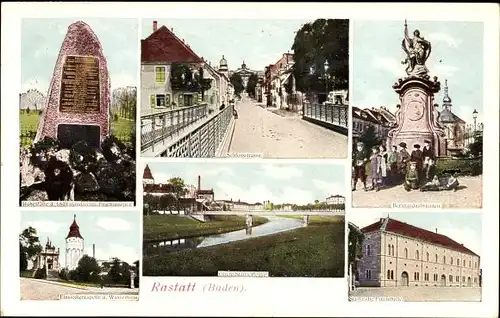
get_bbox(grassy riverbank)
[143,214,269,242]
[143,216,345,277]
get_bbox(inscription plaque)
[59,55,100,113]
[57,124,101,149]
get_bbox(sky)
[20,211,140,267]
[145,162,346,205]
[21,18,138,94]
[352,20,484,125]
[349,211,482,258]
[142,19,310,72]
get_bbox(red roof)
[66,215,83,239]
[362,218,478,256]
[143,164,154,180]
[141,25,203,64]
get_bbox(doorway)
[440,274,446,287]
[400,271,409,286]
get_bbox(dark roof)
[143,183,175,193]
[143,165,153,180]
[439,109,466,124]
[361,218,478,256]
[141,25,203,64]
[196,189,214,195]
[326,194,345,199]
[66,215,83,239]
[352,107,380,124]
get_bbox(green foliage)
[20,242,28,271]
[107,257,131,285]
[144,220,345,277]
[245,73,259,97]
[348,222,364,267]
[436,158,482,176]
[357,125,381,152]
[170,63,211,99]
[74,255,101,283]
[19,227,43,261]
[195,67,212,101]
[230,73,245,97]
[59,268,69,280]
[468,132,483,157]
[284,75,294,95]
[292,19,349,93]
[34,266,47,279]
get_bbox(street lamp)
[472,109,478,133]
[324,60,330,101]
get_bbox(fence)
[141,104,208,151]
[143,104,234,157]
[303,102,349,134]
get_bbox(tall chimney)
[93,244,95,258]
[435,228,438,234]
[198,176,201,191]
[153,20,158,32]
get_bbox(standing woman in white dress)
[379,145,388,188]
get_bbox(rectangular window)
[184,94,194,106]
[156,94,166,107]
[155,66,166,84]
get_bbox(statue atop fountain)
[387,20,447,157]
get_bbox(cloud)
[21,78,49,94]
[96,218,132,231]
[431,64,460,78]
[216,181,313,205]
[110,72,137,90]
[27,221,65,235]
[354,89,388,109]
[204,166,234,177]
[259,164,303,180]
[372,56,402,77]
[427,32,462,48]
[312,179,344,197]
[33,45,58,61]
[86,243,139,264]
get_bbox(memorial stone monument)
[34,21,110,149]
[387,21,447,156]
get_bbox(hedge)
[436,157,482,176]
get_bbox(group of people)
[352,139,460,192]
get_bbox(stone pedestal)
[34,21,110,148]
[388,76,446,156]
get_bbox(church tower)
[442,79,453,111]
[219,55,229,78]
[65,214,84,270]
[143,164,155,187]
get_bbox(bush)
[436,157,482,176]
[69,269,78,281]
[59,268,69,280]
[34,266,47,279]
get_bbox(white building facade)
[65,215,85,271]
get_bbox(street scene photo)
[140,19,348,158]
[20,210,140,300]
[348,212,482,302]
[351,20,483,208]
[19,19,137,205]
[142,162,346,277]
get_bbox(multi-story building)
[141,21,206,113]
[217,199,264,211]
[325,194,345,205]
[352,106,396,143]
[438,80,466,156]
[357,217,480,288]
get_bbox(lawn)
[19,111,134,146]
[143,216,345,277]
[143,214,269,242]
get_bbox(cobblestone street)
[228,97,347,158]
[349,287,481,302]
[20,278,138,300]
[352,176,482,208]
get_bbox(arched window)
[416,250,419,260]
[391,245,395,256]
[469,260,471,267]
[388,244,391,255]
[435,254,438,263]
[426,252,429,261]
[391,270,394,280]
[451,257,453,265]
[463,260,466,266]
[443,256,446,264]
[457,258,460,266]
[475,262,477,268]
[449,275,453,283]
[367,245,371,256]
[387,270,391,279]
[404,248,408,258]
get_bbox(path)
[352,176,482,208]
[229,97,347,158]
[350,287,481,302]
[20,278,138,300]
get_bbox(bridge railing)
[303,102,349,132]
[159,104,235,157]
[141,103,209,150]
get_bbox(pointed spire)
[443,79,452,104]
[74,214,76,221]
